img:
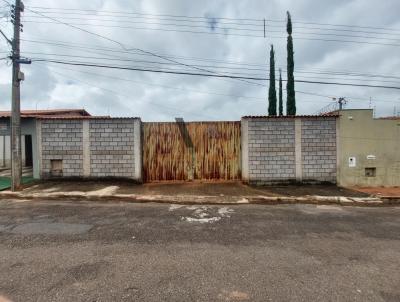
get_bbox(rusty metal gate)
[143,122,241,182]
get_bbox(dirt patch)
[350,187,400,197]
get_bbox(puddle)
[174,206,234,224]
[9,222,93,235]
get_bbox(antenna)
[338,97,347,110]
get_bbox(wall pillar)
[82,120,91,177]
[295,119,303,182]
[133,118,142,182]
[241,118,249,182]
[336,117,340,185]
[2,136,5,167]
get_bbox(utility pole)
[10,0,24,191]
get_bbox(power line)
[24,6,265,88]
[32,58,400,90]
[23,6,400,34]
[24,13,400,38]
[23,14,267,27]
[21,20,400,46]
[20,39,400,86]
[23,7,400,47]
[27,54,400,84]
[21,2,258,89]
[21,9,400,40]
[38,66,216,120]
[32,58,398,103]
[23,18,269,33]
[6,1,399,103]
[39,62,341,103]
[20,37,400,80]
[17,4,400,47]
[22,19,400,44]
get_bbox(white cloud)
[0,0,398,119]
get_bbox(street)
[0,199,399,302]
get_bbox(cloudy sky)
[0,0,399,121]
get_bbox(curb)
[0,192,398,206]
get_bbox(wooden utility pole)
[11,0,24,191]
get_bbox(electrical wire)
[23,6,400,35]
[22,20,400,46]
[21,14,400,37]
[27,53,400,84]
[22,6,263,88]
[39,62,341,103]
[31,58,400,90]
[20,38,400,81]
[21,18,400,43]
[40,66,217,120]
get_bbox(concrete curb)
[0,191,398,206]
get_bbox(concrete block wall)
[301,118,337,182]
[39,118,142,181]
[90,120,136,178]
[242,116,337,185]
[245,119,296,184]
[41,120,83,178]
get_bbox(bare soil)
[350,186,400,197]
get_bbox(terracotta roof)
[242,115,339,119]
[0,109,91,118]
[36,116,139,120]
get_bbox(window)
[365,167,376,177]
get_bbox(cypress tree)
[286,11,296,115]
[279,69,283,116]
[268,44,277,116]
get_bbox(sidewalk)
[0,180,396,206]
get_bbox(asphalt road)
[0,199,399,302]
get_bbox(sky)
[0,0,399,121]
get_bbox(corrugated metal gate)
[143,122,241,182]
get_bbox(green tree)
[286,11,296,115]
[279,69,283,116]
[268,44,277,116]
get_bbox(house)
[0,109,95,178]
